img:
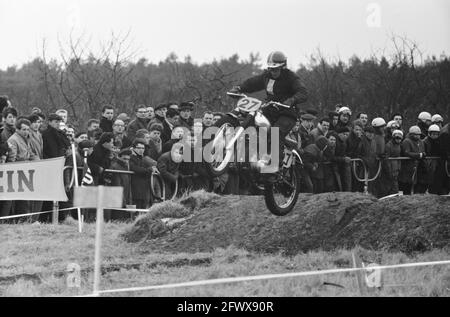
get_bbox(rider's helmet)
[371,117,386,127]
[267,51,287,69]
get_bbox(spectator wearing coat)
[385,130,403,195]
[112,119,132,149]
[87,132,114,185]
[399,126,427,195]
[42,113,71,159]
[127,105,150,141]
[424,124,442,194]
[157,143,183,199]
[129,139,154,209]
[161,108,180,144]
[1,107,17,145]
[99,105,114,133]
[178,102,194,129]
[107,148,133,221]
[310,118,330,144]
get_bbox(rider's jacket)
[238,69,308,119]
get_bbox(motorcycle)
[206,92,303,216]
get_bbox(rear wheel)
[264,165,301,216]
[206,116,239,177]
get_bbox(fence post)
[52,201,59,224]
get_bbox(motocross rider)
[229,51,308,170]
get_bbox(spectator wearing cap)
[385,120,401,144]
[129,139,154,209]
[1,107,17,144]
[127,105,150,141]
[74,131,88,148]
[87,132,114,185]
[168,102,179,111]
[178,102,194,129]
[112,119,132,149]
[42,113,71,159]
[310,117,330,143]
[148,103,167,128]
[56,109,68,124]
[335,106,353,132]
[108,148,133,220]
[298,112,315,148]
[399,126,427,195]
[385,129,403,195]
[100,105,114,133]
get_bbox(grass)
[0,219,449,297]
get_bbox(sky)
[0,0,449,70]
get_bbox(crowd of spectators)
[1,94,449,222]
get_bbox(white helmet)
[371,117,386,127]
[431,114,443,123]
[418,112,432,121]
[409,125,421,134]
[338,106,352,116]
[267,51,287,69]
[428,124,440,133]
[392,129,404,138]
[386,120,396,128]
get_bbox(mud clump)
[122,191,450,255]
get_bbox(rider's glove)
[230,86,241,94]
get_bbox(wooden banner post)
[74,185,123,296]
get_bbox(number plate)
[237,97,262,112]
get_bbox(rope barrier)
[75,259,450,296]
[0,207,77,221]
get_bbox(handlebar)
[226,92,247,98]
[267,101,291,109]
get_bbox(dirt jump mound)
[121,191,450,255]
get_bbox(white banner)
[0,157,68,201]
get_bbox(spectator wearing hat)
[385,120,401,144]
[129,139,154,209]
[298,112,315,148]
[370,118,390,198]
[127,105,150,141]
[431,114,444,130]
[417,112,432,139]
[116,113,130,127]
[148,103,167,128]
[167,102,179,111]
[385,130,403,195]
[399,126,427,195]
[310,117,330,143]
[56,109,68,124]
[87,132,114,185]
[112,119,132,149]
[99,105,114,133]
[42,113,71,159]
[437,121,450,194]
[179,102,194,129]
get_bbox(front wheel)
[264,165,301,216]
[206,115,239,177]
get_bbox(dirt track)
[122,191,450,255]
